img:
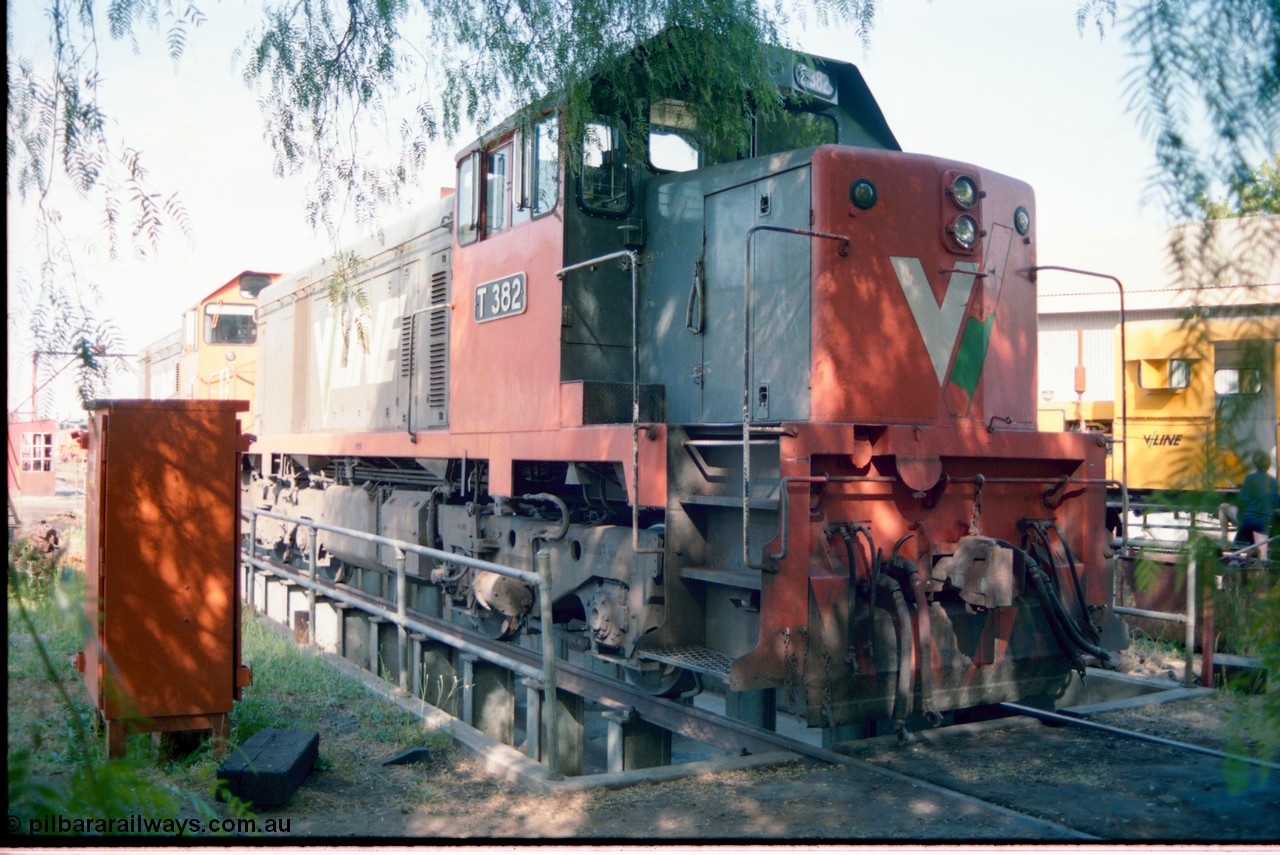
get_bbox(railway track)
[247,554,1280,840]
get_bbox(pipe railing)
[742,225,849,571]
[243,506,560,777]
[555,251,662,564]
[1032,265,1127,544]
[1113,535,1276,687]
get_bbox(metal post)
[522,678,543,761]
[307,522,318,645]
[536,548,561,779]
[396,548,409,694]
[248,511,259,609]
[1184,556,1197,686]
[1201,574,1216,688]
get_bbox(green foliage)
[9,568,452,835]
[8,0,196,413]
[7,556,228,837]
[1078,1,1279,294]
[1199,155,1280,219]
[9,536,65,603]
[1233,581,1280,761]
[320,250,372,359]
[237,0,879,235]
[6,0,194,259]
[1116,1,1278,223]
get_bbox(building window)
[1138,358,1191,390]
[21,432,53,472]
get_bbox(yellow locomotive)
[1040,315,1279,499]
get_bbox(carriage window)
[755,109,837,158]
[579,118,630,215]
[1214,367,1263,395]
[486,143,512,234]
[204,303,258,345]
[649,99,701,173]
[457,152,479,246]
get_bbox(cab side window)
[459,117,560,243]
[486,143,512,234]
[531,115,560,216]
[579,118,630,216]
[457,152,480,246]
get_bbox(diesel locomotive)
[195,39,1127,733]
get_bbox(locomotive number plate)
[474,273,527,323]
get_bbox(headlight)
[849,178,877,210]
[950,215,978,250]
[950,175,978,209]
[1015,206,1031,236]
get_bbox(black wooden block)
[218,728,319,807]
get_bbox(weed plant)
[8,529,453,837]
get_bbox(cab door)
[1214,338,1278,468]
[700,167,812,424]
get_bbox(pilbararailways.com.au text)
[14,813,292,836]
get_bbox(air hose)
[874,574,914,739]
[1048,520,1101,641]
[1000,535,1111,666]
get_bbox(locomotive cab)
[140,270,277,436]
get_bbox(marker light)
[950,215,978,250]
[1015,206,1031,236]
[950,176,978,209]
[850,178,878,210]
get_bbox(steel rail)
[256,555,1092,838]
[999,701,1280,771]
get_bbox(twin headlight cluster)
[848,173,1032,251]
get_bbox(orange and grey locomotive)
[242,42,1126,735]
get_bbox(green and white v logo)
[890,257,980,386]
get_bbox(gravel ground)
[12,492,1279,842]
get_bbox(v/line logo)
[890,256,979,387]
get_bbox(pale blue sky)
[7,0,1162,417]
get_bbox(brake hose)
[1048,520,1100,640]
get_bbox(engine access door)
[700,167,812,424]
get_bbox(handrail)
[555,251,662,562]
[243,505,560,776]
[742,225,849,571]
[1032,266,1128,545]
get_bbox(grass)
[7,525,453,837]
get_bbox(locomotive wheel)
[624,663,699,698]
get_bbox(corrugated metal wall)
[1036,309,1182,404]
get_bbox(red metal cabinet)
[79,399,250,757]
